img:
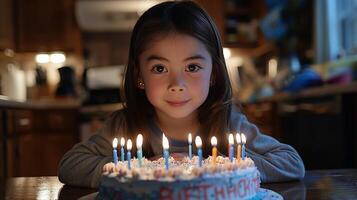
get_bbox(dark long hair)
[105,1,233,156]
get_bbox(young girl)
[58,1,304,188]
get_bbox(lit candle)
[195,136,203,167]
[188,133,192,160]
[241,134,246,160]
[211,136,217,165]
[236,133,241,163]
[112,138,119,165]
[136,134,143,167]
[127,139,132,170]
[229,133,234,162]
[120,137,125,161]
[162,134,170,170]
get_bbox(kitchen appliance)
[75,0,164,31]
[56,66,76,97]
[82,65,124,105]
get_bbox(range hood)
[75,0,164,32]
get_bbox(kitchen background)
[0,0,357,187]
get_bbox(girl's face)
[139,33,213,120]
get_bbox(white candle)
[229,133,234,162]
[211,136,217,164]
[136,134,143,167]
[241,134,246,160]
[195,136,203,167]
[120,137,125,161]
[162,134,170,170]
[112,138,118,165]
[127,139,132,169]
[188,133,192,160]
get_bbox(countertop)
[0,96,81,109]
[252,82,357,103]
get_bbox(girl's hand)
[102,162,115,175]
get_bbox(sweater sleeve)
[233,112,305,183]
[58,133,112,188]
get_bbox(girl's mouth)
[166,99,191,107]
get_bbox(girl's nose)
[168,75,185,92]
[169,86,184,92]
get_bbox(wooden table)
[2,169,357,200]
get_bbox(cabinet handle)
[19,118,30,126]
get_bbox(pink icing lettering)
[226,184,237,198]
[214,186,226,199]
[200,184,212,200]
[238,179,246,198]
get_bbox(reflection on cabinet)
[3,108,79,177]
[14,0,81,53]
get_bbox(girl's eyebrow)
[146,54,207,62]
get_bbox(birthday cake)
[96,156,282,200]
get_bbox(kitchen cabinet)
[242,102,281,139]
[244,83,357,170]
[1,106,79,177]
[14,0,81,54]
[0,0,14,50]
[0,110,5,187]
[195,0,271,56]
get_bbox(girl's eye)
[186,64,202,72]
[151,65,167,73]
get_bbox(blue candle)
[127,139,132,170]
[162,134,170,170]
[136,134,143,167]
[120,137,125,161]
[164,149,169,170]
[229,134,234,162]
[112,138,118,165]
[188,133,192,160]
[241,134,246,160]
[195,136,203,167]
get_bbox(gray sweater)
[58,110,305,188]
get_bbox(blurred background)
[0,0,356,184]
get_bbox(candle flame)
[120,137,125,147]
[229,133,234,145]
[195,136,202,148]
[127,139,132,150]
[112,138,118,148]
[188,133,192,144]
[211,136,217,146]
[162,133,169,150]
[235,133,241,143]
[241,134,246,144]
[136,134,143,148]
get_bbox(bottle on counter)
[0,49,27,101]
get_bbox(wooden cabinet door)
[0,0,14,50]
[18,133,76,176]
[0,110,5,184]
[14,0,81,53]
[194,0,224,39]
